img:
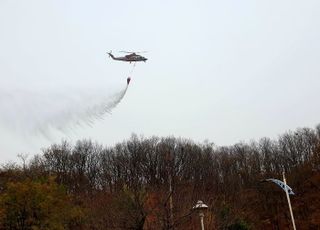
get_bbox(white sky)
[0,0,320,162]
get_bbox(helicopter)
[107,51,148,63]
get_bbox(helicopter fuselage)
[108,52,147,62]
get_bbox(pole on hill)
[282,171,296,230]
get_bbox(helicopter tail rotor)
[107,51,115,59]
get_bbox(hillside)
[0,126,320,229]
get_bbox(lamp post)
[193,200,208,230]
[283,171,296,230]
[263,172,296,230]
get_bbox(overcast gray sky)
[1,0,320,162]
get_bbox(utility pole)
[166,151,174,229]
[169,171,174,229]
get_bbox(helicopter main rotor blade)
[119,51,148,53]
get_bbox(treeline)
[1,126,320,229]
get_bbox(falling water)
[0,79,130,138]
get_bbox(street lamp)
[193,200,208,230]
[282,172,296,230]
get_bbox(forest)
[0,126,320,229]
